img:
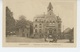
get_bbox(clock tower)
[47,2,53,15]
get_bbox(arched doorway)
[45,28,57,42]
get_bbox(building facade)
[33,14,45,38]
[16,25,30,37]
[33,2,62,38]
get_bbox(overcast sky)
[4,0,76,31]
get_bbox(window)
[54,29,56,31]
[35,24,37,27]
[39,24,41,25]
[35,19,37,21]
[35,29,37,33]
[39,24,42,28]
[39,29,41,33]
[53,21,55,23]
[58,21,60,23]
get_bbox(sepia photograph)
[3,0,77,47]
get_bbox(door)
[48,28,53,38]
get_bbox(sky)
[4,0,76,31]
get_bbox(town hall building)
[33,2,62,38]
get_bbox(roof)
[47,2,53,10]
[63,28,71,33]
[34,14,45,18]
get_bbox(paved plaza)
[6,35,71,43]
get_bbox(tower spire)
[47,2,53,11]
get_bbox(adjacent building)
[15,19,32,37]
